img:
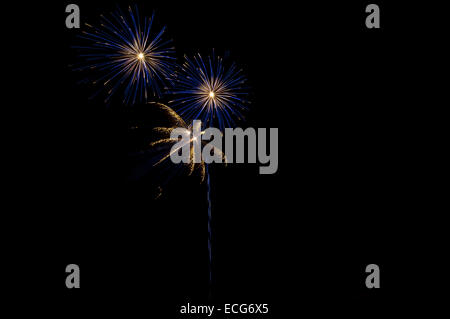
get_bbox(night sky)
[6,0,445,317]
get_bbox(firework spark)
[170,52,249,131]
[73,5,176,104]
[148,103,226,182]
[146,103,227,291]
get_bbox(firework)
[145,103,227,289]
[73,5,176,104]
[148,103,226,181]
[170,52,249,131]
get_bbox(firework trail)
[170,53,249,290]
[170,52,249,131]
[72,5,176,104]
[205,164,212,285]
[147,103,226,289]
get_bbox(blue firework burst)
[73,5,176,104]
[170,52,249,131]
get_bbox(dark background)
[7,0,447,317]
